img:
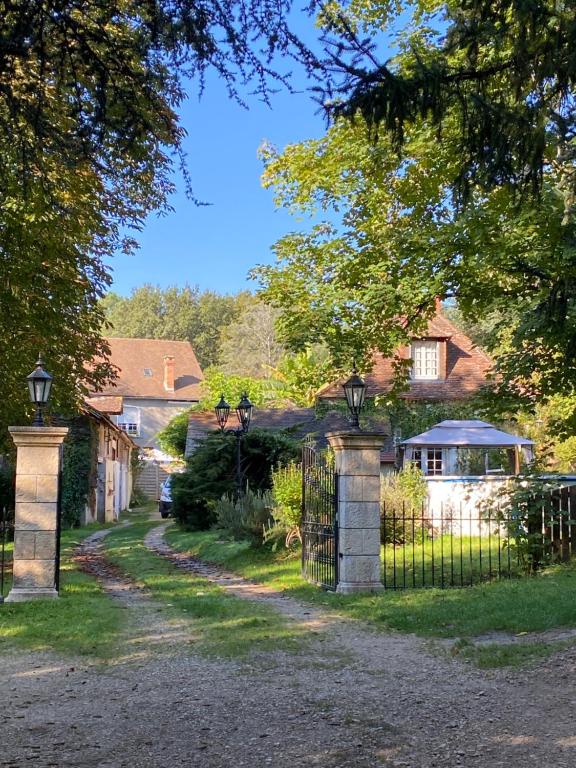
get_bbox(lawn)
[165,527,576,666]
[0,525,123,657]
[103,518,308,658]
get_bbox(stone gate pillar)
[6,426,68,602]
[327,431,385,594]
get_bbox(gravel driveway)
[1,523,575,768]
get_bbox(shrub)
[380,464,428,544]
[172,428,299,529]
[270,462,302,531]
[214,488,274,542]
[156,409,191,459]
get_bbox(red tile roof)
[319,312,492,401]
[85,396,124,415]
[93,338,203,401]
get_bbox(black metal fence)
[381,484,576,589]
[0,506,14,601]
[301,443,338,590]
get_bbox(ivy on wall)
[60,417,98,528]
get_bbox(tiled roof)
[85,396,124,415]
[185,408,320,456]
[185,407,391,456]
[93,338,203,401]
[319,312,492,401]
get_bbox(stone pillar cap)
[9,426,69,446]
[326,430,387,449]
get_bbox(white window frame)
[116,406,141,437]
[410,447,443,476]
[411,340,440,380]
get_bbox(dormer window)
[411,340,439,380]
[143,368,153,377]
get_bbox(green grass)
[166,528,576,667]
[382,535,523,588]
[103,519,308,658]
[0,525,123,657]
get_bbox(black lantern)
[343,366,366,429]
[26,355,53,426]
[236,392,253,433]
[215,394,231,431]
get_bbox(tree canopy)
[101,285,252,369]
[0,0,321,440]
[254,109,576,402]
[322,0,576,207]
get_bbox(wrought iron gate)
[301,442,338,590]
[0,506,14,601]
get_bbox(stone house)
[91,338,203,452]
[60,401,136,525]
[88,338,203,497]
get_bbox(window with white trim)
[426,448,443,476]
[411,340,439,380]
[411,447,443,475]
[116,406,141,437]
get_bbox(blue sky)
[107,64,326,297]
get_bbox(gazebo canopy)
[401,420,534,448]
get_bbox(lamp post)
[26,355,53,426]
[214,392,254,498]
[342,366,367,429]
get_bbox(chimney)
[435,296,443,314]
[163,355,175,392]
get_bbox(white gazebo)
[401,420,534,477]
[400,421,535,525]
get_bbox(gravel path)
[2,522,576,767]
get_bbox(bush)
[156,409,191,459]
[380,464,428,544]
[172,428,299,529]
[215,488,274,542]
[270,462,302,531]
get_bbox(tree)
[101,286,250,368]
[172,429,299,528]
[322,0,576,207]
[0,1,319,442]
[218,300,285,377]
[254,111,576,402]
[265,346,337,406]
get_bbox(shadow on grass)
[166,528,576,666]
[104,522,309,658]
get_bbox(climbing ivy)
[60,418,98,529]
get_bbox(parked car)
[159,476,174,519]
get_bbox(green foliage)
[385,400,484,441]
[0,2,318,444]
[218,300,285,377]
[198,368,269,410]
[483,473,563,574]
[172,429,299,529]
[554,437,576,473]
[60,420,97,529]
[270,462,302,530]
[255,72,576,404]
[325,0,576,205]
[157,409,192,459]
[214,488,274,542]
[380,464,427,544]
[102,287,252,369]
[265,346,338,406]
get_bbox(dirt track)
[1,523,575,768]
